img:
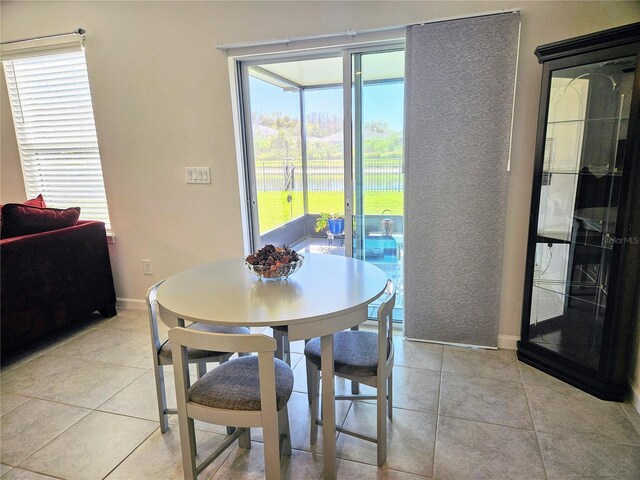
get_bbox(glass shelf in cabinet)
[547,116,629,125]
[540,168,623,175]
[531,283,608,309]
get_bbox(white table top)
[156,253,388,328]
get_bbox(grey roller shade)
[404,13,520,347]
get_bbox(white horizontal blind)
[1,34,85,61]
[3,49,112,230]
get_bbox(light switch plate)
[185,167,211,184]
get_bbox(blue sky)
[249,76,404,131]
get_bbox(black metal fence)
[255,158,403,192]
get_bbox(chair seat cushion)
[304,330,389,377]
[188,355,293,411]
[159,323,250,359]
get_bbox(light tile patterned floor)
[2,309,640,479]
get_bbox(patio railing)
[255,158,403,192]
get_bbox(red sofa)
[1,220,117,358]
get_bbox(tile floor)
[1,309,640,479]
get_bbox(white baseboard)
[403,335,519,350]
[498,335,519,350]
[629,377,640,414]
[404,337,497,350]
[116,297,146,310]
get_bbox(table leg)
[321,334,336,480]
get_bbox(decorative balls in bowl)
[245,245,304,281]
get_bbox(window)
[2,38,112,230]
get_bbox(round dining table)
[156,252,388,480]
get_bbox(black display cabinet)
[518,23,640,401]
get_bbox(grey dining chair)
[170,327,293,480]
[272,325,359,402]
[147,280,250,433]
[304,280,396,466]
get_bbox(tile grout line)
[5,310,146,356]
[4,370,165,421]
[314,374,438,478]
[3,464,66,479]
[10,395,158,476]
[435,412,537,433]
[3,311,222,478]
[100,426,160,480]
[621,404,640,437]
[0,393,30,417]
[0,318,111,375]
[1,334,83,376]
[439,347,536,378]
[39,361,148,412]
[3,393,94,414]
[342,398,437,416]
[430,346,444,479]
[207,443,248,480]
[320,412,434,480]
[335,454,432,478]
[2,360,117,408]
[3,340,152,391]
[20,351,151,374]
[517,356,549,480]
[389,363,444,374]
[13,315,625,479]
[440,368,526,385]
[205,442,241,480]
[4,358,155,479]
[14,404,93,475]
[520,376,640,448]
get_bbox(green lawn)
[257,190,403,233]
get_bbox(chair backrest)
[169,327,276,356]
[147,280,165,352]
[377,280,397,370]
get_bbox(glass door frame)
[236,41,404,254]
[238,51,341,251]
[344,45,406,260]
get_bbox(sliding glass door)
[245,67,304,241]
[239,46,404,320]
[351,49,405,320]
[241,57,344,250]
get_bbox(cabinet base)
[517,342,626,402]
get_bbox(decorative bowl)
[244,255,304,281]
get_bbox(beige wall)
[1,1,639,340]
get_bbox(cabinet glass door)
[528,54,636,369]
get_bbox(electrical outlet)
[142,259,153,275]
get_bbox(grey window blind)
[2,47,111,230]
[404,12,520,347]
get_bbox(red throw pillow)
[23,194,47,208]
[0,195,45,230]
[0,204,81,239]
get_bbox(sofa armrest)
[1,220,101,246]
